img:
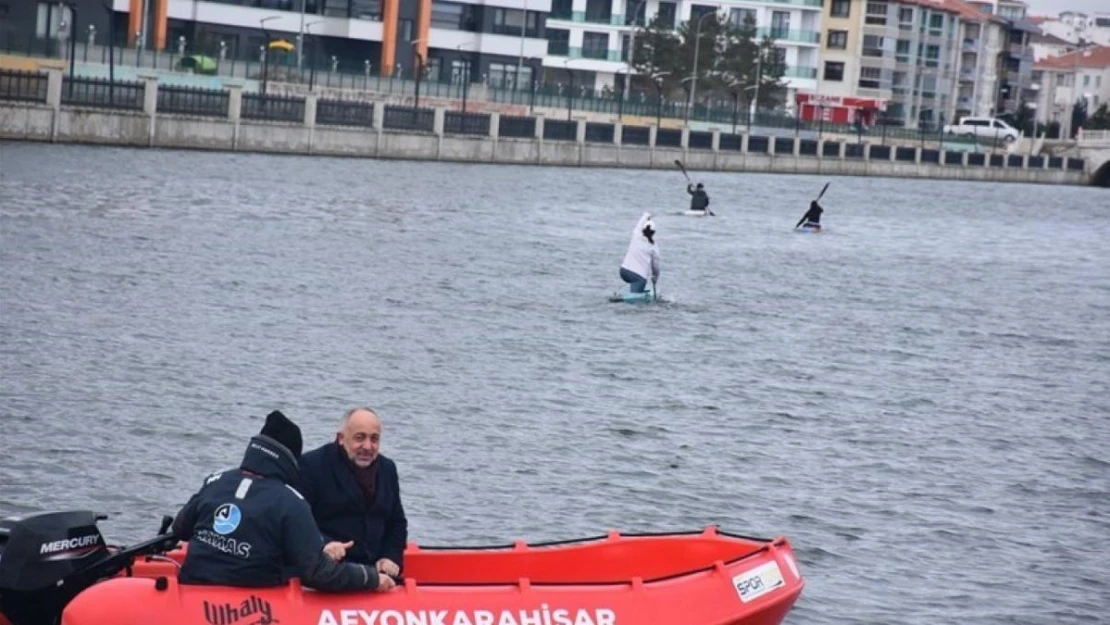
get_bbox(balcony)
[763,0,823,7]
[962,38,978,51]
[547,12,625,26]
[784,66,818,79]
[561,46,622,62]
[757,28,820,44]
[959,69,975,82]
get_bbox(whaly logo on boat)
[203,595,278,625]
[317,607,617,625]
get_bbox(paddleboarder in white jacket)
[619,213,660,293]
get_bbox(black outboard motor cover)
[0,510,109,591]
[0,510,110,625]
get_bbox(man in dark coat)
[171,410,395,592]
[298,407,408,578]
[687,183,711,213]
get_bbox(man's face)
[338,410,381,468]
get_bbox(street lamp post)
[412,39,425,109]
[259,16,280,95]
[651,70,670,126]
[684,10,717,127]
[456,42,474,113]
[305,20,323,90]
[516,0,528,93]
[563,58,575,122]
[621,0,647,122]
[749,49,763,128]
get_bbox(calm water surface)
[1,142,1108,624]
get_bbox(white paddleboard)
[676,210,712,217]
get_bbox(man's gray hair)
[339,407,379,428]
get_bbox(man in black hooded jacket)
[171,410,394,592]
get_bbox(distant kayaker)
[171,410,395,592]
[298,407,407,577]
[796,200,824,229]
[687,183,711,214]
[620,212,660,293]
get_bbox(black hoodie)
[172,434,380,591]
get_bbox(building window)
[657,2,677,29]
[1083,74,1090,87]
[399,18,413,41]
[451,59,469,84]
[626,2,647,26]
[830,0,850,18]
[582,31,609,60]
[350,0,381,19]
[551,0,572,20]
[771,11,790,39]
[690,5,716,22]
[493,8,537,36]
[925,44,940,67]
[730,8,756,28]
[488,63,532,90]
[827,30,847,49]
[865,2,887,26]
[859,66,882,89]
[824,61,845,81]
[323,0,350,18]
[584,0,612,24]
[863,35,884,57]
[547,28,570,56]
[431,1,462,30]
[895,39,910,62]
[36,2,72,38]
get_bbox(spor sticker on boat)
[732,561,786,603]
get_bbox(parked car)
[943,116,1020,142]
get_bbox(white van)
[943,117,1020,142]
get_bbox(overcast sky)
[1022,0,1108,17]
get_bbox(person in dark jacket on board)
[687,183,711,214]
[298,407,407,578]
[171,410,395,592]
[795,200,824,230]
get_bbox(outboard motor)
[0,511,111,625]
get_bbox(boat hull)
[62,530,803,625]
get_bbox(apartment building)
[1033,45,1110,126]
[1032,11,1110,47]
[543,0,821,100]
[15,0,551,85]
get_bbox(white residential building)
[542,0,821,102]
[1033,45,1110,126]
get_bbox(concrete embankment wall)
[0,70,1088,186]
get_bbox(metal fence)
[241,93,305,122]
[157,85,229,117]
[0,69,48,103]
[543,119,577,141]
[584,122,614,143]
[498,115,535,138]
[444,111,490,135]
[60,77,144,110]
[621,125,651,146]
[316,99,374,127]
[383,106,435,132]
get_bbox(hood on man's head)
[260,410,303,460]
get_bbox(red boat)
[0,512,804,625]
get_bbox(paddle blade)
[815,182,830,201]
[674,159,691,182]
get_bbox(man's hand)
[323,541,354,561]
[376,557,400,577]
[375,572,397,592]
